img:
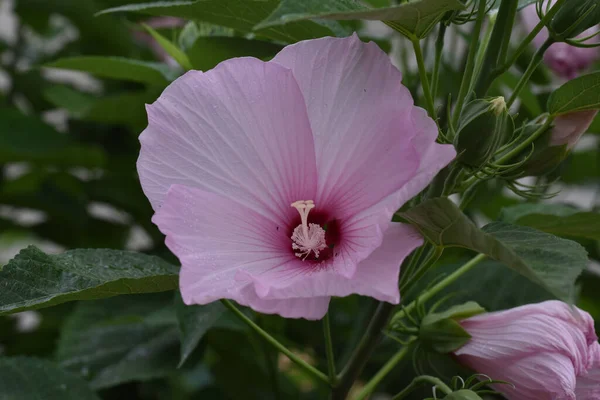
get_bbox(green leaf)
[0,246,179,315]
[548,71,600,115]
[256,0,465,38]
[562,150,600,184]
[44,56,177,84]
[399,198,588,301]
[141,23,193,70]
[0,109,105,168]
[501,203,600,240]
[43,86,156,131]
[97,0,341,43]
[0,357,100,399]
[187,37,282,71]
[175,294,226,367]
[56,294,179,389]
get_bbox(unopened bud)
[514,110,597,176]
[443,389,484,400]
[549,0,600,39]
[454,97,514,168]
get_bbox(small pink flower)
[550,109,598,150]
[454,301,600,399]
[137,35,455,320]
[521,4,599,79]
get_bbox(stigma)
[290,200,327,260]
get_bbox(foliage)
[1,0,600,399]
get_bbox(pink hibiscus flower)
[137,35,455,320]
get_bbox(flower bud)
[453,301,600,400]
[419,302,486,354]
[443,390,483,400]
[454,97,514,168]
[549,0,600,39]
[514,110,597,176]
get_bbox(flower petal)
[138,57,318,227]
[255,223,422,303]
[576,342,600,399]
[271,34,422,219]
[154,184,330,319]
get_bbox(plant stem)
[221,300,330,385]
[494,0,567,78]
[451,0,489,127]
[391,375,453,400]
[391,254,486,326]
[497,0,519,65]
[506,38,553,108]
[431,23,447,100]
[354,344,413,400]
[474,0,518,97]
[411,38,436,119]
[323,312,337,385]
[331,302,394,399]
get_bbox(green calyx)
[418,302,486,354]
[549,0,600,40]
[509,122,568,177]
[454,97,514,168]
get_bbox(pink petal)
[254,223,422,304]
[458,352,577,400]
[138,57,318,228]
[155,184,330,319]
[576,342,600,399]
[271,34,422,219]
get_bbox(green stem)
[495,0,567,78]
[354,345,413,400]
[391,375,453,400]
[431,23,447,100]
[411,38,436,119]
[451,0,489,127]
[391,254,486,326]
[323,312,337,385]
[506,38,553,108]
[331,302,394,400]
[221,300,330,385]
[474,0,518,97]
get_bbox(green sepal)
[419,302,486,354]
[454,97,514,168]
[443,389,484,400]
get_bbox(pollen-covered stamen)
[290,200,327,260]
